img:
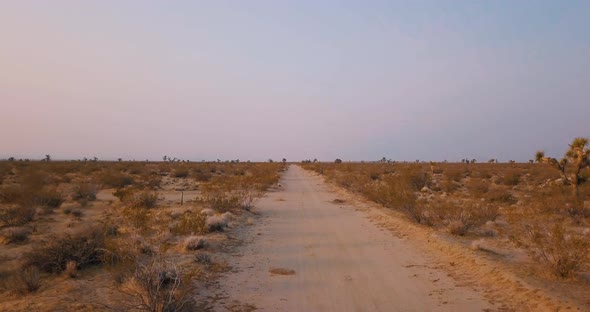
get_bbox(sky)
[0,1,589,162]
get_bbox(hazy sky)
[1,1,588,162]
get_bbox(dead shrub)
[467,179,490,197]
[193,170,212,182]
[123,207,152,230]
[1,183,63,209]
[100,171,134,188]
[437,202,497,236]
[194,253,212,266]
[206,214,229,232]
[35,188,64,209]
[0,205,36,227]
[439,178,461,193]
[73,182,98,201]
[132,191,160,209]
[113,187,136,202]
[486,189,517,205]
[64,261,78,278]
[23,227,107,273]
[0,226,32,244]
[515,223,590,278]
[199,193,241,213]
[183,236,207,251]
[501,172,522,186]
[146,176,163,189]
[444,166,468,182]
[170,212,207,235]
[0,184,23,204]
[172,168,190,178]
[121,259,196,312]
[10,266,41,294]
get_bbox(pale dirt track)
[215,165,495,311]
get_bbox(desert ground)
[1,156,589,311]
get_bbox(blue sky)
[0,1,588,161]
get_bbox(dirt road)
[215,165,494,311]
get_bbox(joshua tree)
[163,155,168,162]
[44,154,51,162]
[282,158,287,164]
[536,137,590,196]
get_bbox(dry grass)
[23,227,108,273]
[120,258,197,312]
[0,226,32,245]
[170,212,207,235]
[514,223,590,278]
[0,160,284,308]
[302,161,590,279]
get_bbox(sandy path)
[215,165,494,311]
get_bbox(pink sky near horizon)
[1,1,588,162]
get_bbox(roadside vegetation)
[302,137,590,279]
[0,160,284,310]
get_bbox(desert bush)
[34,188,64,209]
[501,172,521,186]
[123,207,152,230]
[395,166,431,191]
[100,171,134,188]
[145,176,163,189]
[121,259,196,312]
[23,227,107,273]
[73,182,98,201]
[467,179,490,197]
[9,266,41,294]
[0,226,32,244]
[170,212,207,235]
[0,184,23,204]
[402,201,436,226]
[132,191,160,209]
[70,209,83,218]
[1,183,63,209]
[0,205,36,227]
[183,236,207,251]
[206,214,229,232]
[113,187,136,202]
[193,170,212,182]
[485,189,517,205]
[194,253,212,266]
[515,223,590,278]
[439,178,461,193]
[172,168,189,178]
[444,166,468,182]
[101,236,139,270]
[199,193,240,212]
[64,261,78,278]
[437,202,497,236]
